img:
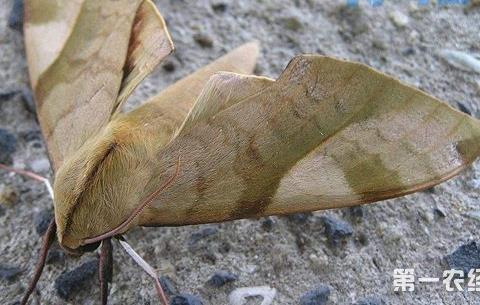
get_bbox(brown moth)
[4,0,480,304]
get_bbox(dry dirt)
[1,1,480,305]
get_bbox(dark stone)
[0,206,5,217]
[211,2,227,13]
[207,271,238,287]
[0,129,17,165]
[355,296,386,305]
[163,61,176,72]
[193,33,214,48]
[456,102,472,115]
[321,215,353,246]
[300,284,331,305]
[160,276,178,296]
[444,241,480,275]
[34,208,53,236]
[46,249,66,265]
[170,293,204,305]
[188,227,218,246]
[55,259,98,300]
[433,207,447,218]
[0,90,18,102]
[401,47,416,56]
[8,0,24,32]
[261,217,274,231]
[0,265,23,281]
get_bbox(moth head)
[52,122,155,251]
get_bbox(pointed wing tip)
[230,41,261,73]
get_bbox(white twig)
[0,163,54,200]
[117,237,169,305]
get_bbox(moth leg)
[117,237,169,305]
[20,219,57,305]
[99,238,113,305]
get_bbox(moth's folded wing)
[146,55,480,225]
[128,42,260,140]
[24,0,172,170]
[113,0,174,114]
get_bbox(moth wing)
[113,0,174,114]
[145,55,480,225]
[24,0,172,170]
[121,42,260,143]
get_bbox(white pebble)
[29,158,50,173]
[229,286,277,305]
[439,50,480,73]
[389,11,409,28]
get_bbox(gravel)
[1,1,480,304]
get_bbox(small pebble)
[160,276,178,296]
[300,284,331,305]
[30,158,51,173]
[456,102,472,115]
[389,11,409,28]
[354,296,386,305]
[46,249,66,265]
[211,2,227,13]
[55,259,98,300]
[170,293,204,305]
[207,270,238,287]
[444,241,480,275]
[193,33,214,48]
[321,215,353,246]
[439,49,480,73]
[0,206,5,217]
[401,47,415,56]
[34,208,54,236]
[433,207,447,218]
[0,265,23,281]
[281,16,303,31]
[0,129,17,165]
[261,217,274,231]
[0,90,18,102]
[189,227,218,246]
[8,0,24,31]
[229,286,276,305]
[163,61,176,72]
[0,184,18,207]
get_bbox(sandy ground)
[1,0,480,304]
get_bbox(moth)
[4,1,480,305]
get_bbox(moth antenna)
[99,238,114,305]
[82,157,181,245]
[0,163,54,199]
[117,236,169,305]
[20,219,57,305]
